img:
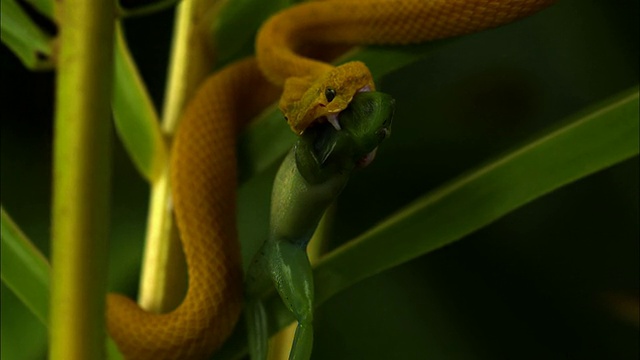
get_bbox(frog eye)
[376,128,389,141]
[325,88,336,102]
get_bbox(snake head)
[295,91,395,184]
[280,61,375,135]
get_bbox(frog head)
[295,91,395,184]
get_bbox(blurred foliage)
[1,208,50,325]
[1,0,638,359]
[0,0,54,70]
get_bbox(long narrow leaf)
[106,339,125,360]
[220,87,639,359]
[0,207,50,325]
[112,22,167,182]
[0,208,125,359]
[23,0,54,19]
[312,87,639,304]
[0,0,54,70]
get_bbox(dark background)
[1,0,638,359]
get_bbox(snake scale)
[106,0,556,359]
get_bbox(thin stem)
[137,0,221,312]
[49,0,114,359]
[160,0,219,134]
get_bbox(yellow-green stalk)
[49,0,114,359]
[137,0,221,312]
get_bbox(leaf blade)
[0,0,54,70]
[314,86,639,303]
[0,207,50,325]
[112,22,167,182]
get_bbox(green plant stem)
[49,0,114,359]
[160,0,218,134]
[137,0,219,312]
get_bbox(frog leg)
[246,298,268,360]
[266,240,314,360]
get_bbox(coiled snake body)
[106,1,556,359]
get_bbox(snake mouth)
[326,113,341,130]
[324,85,373,131]
[358,85,373,93]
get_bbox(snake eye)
[325,88,336,103]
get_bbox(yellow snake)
[106,0,556,358]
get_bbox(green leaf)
[221,87,639,359]
[0,0,54,70]
[213,0,296,69]
[106,338,125,360]
[112,22,167,182]
[0,208,125,359]
[23,0,55,19]
[1,207,50,325]
[312,86,639,305]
